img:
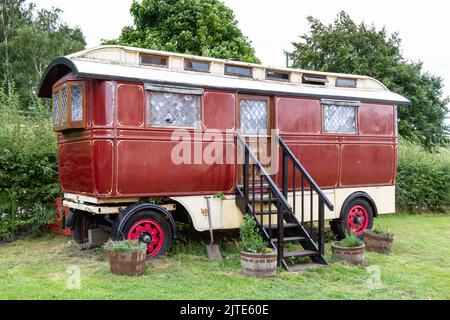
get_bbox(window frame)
[184,59,210,73]
[237,95,271,136]
[52,81,87,131]
[266,69,291,82]
[224,64,253,78]
[321,99,360,135]
[336,77,358,88]
[145,84,204,129]
[302,74,328,85]
[140,53,169,68]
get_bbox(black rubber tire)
[331,198,374,240]
[71,211,90,244]
[112,210,172,258]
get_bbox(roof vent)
[302,74,327,85]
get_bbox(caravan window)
[323,100,359,134]
[149,91,201,127]
[52,82,86,131]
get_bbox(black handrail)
[236,132,333,266]
[278,135,334,211]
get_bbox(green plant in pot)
[364,226,394,253]
[238,215,277,277]
[103,240,147,276]
[331,232,365,265]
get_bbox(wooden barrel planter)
[106,250,147,276]
[331,243,365,265]
[240,251,277,278]
[364,230,394,253]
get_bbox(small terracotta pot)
[364,230,394,253]
[331,242,365,265]
[240,251,277,278]
[106,250,147,276]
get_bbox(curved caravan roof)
[39,45,410,105]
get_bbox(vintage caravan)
[39,45,409,271]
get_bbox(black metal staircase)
[236,133,334,271]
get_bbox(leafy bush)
[0,88,60,240]
[238,214,272,254]
[103,240,147,253]
[336,232,363,248]
[396,139,450,212]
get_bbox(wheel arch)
[340,191,378,219]
[111,203,177,240]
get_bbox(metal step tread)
[283,250,317,258]
[272,236,306,243]
[237,184,269,189]
[248,194,280,202]
[286,263,325,272]
[263,223,298,229]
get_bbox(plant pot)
[106,250,147,276]
[331,242,365,265]
[364,230,394,253]
[240,251,277,278]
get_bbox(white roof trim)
[70,58,410,105]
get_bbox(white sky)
[35,0,450,104]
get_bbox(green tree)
[0,1,86,108]
[104,0,259,63]
[287,11,449,150]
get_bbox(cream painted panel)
[210,62,224,75]
[169,57,184,71]
[84,48,123,62]
[253,67,265,80]
[290,73,302,83]
[334,186,396,216]
[171,186,394,231]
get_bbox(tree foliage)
[104,0,259,63]
[287,11,449,150]
[0,0,86,108]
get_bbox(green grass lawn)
[0,214,449,300]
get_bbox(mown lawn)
[0,214,449,300]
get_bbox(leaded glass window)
[61,87,68,123]
[240,100,268,134]
[149,92,200,127]
[53,91,60,125]
[323,103,357,133]
[71,85,83,121]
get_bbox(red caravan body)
[39,46,409,232]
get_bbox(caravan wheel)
[331,198,374,239]
[119,211,172,257]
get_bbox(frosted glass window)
[149,92,200,127]
[53,92,60,125]
[240,100,268,134]
[71,85,83,121]
[324,104,357,133]
[61,87,68,123]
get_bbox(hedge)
[396,139,450,212]
[0,97,60,240]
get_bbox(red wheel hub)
[127,219,164,257]
[347,205,369,235]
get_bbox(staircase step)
[248,194,280,202]
[272,236,306,243]
[283,250,317,259]
[237,184,269,189]
[263,223,298,229]
[286,263,325,272]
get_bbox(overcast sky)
[35,0,450,102]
